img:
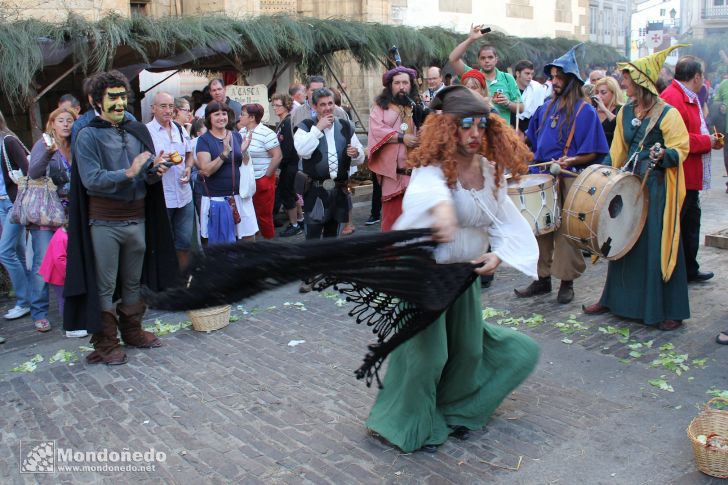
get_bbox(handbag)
[238,160,256,199]
[10,173,66,227]
[1,134,28,184]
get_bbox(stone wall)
[1,0,129,21]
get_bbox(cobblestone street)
[1,154,727,485]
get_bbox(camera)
[42,133,54,149]
[590,95,599,107]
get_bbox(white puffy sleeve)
[488,180,539,279]
[392,165,451,230]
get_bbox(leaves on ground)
[648,377,674,392]
[482,307,509,320]
[650,349,689,376]
[49,350,78,364]
[598,325,630,341]
[12,354,44,373]
[144,319,192,337]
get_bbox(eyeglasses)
[272,104,284,108]
[459,117,488,130]
[177,107,191,112]
[155,104,175,110]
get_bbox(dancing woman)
[366,86,540,453]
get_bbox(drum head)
[507,174,554,190]
[596,174,647,260]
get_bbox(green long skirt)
[366,280,540,453]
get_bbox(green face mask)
[100,87,129,124]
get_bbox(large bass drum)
[562,164,648,260]
[507,174,560,235]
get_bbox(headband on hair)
[461,70,486,89]
[382,66,417,86]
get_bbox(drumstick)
[531,161,557,168]
[549,163,577,177]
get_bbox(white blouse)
[393,159,538,279]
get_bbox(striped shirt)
[240,123,280,179]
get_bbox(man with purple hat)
[367,65,425,231]
[514,44,609,304]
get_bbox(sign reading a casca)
[226,84,270,123]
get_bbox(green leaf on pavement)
[12,354,44,373]
[648,378,674,392]
[629,351,642,358]
[49,350,78,363]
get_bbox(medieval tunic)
[367,104,415,231]
[599,103,690,325]
[366,159,540,453]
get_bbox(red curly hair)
[408,113,532,191]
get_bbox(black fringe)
[143,229,477,386]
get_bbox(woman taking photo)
[0,111,31,335]
[272,93,304,237]
[592,76,624,146]
[238,103,281,240]
[27,106,79,335]
[196,101,257,244]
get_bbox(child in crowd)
[38,227,85,338]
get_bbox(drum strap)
[562,102,587,157]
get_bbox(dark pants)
[370,171,381,218]
[680,189,701,278]
[304,217,340,240]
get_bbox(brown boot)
[557,280,574,304]
[514,277,552,298]
[117,302,161,348]
[86,311,127,365]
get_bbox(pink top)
[39,228,67,286]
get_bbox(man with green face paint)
[66,70,179,365]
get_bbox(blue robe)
[527,98,609,173]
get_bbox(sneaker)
[0,336,5,344]
[299,281,313,293]
[280,223,303,238]
[4,305,30,320]
[34,319,51,333]
[66,330,88,338]
[365,215,381,226]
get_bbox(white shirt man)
[422,66,445,104]
[513,60,548,133]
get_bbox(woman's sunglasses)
[459,117,488,130]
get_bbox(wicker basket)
[186,305,231,332]
[687,397,728,478]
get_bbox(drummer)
[583,46,690,331]
[514,44,608,304]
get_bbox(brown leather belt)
[396,167,413,176]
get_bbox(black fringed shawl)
[143,229,477,386]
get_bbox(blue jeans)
[29,228,53,321]
[0,198,29,308]
[167,201,194,251]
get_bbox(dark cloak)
[63,118,179,334]
[143,229,477,386]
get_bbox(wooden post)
[27,86,43,143]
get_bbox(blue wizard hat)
[544,43,584,84]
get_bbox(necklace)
[549,113,560,128]
[631,102,655,128]
[396,105,412,133]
